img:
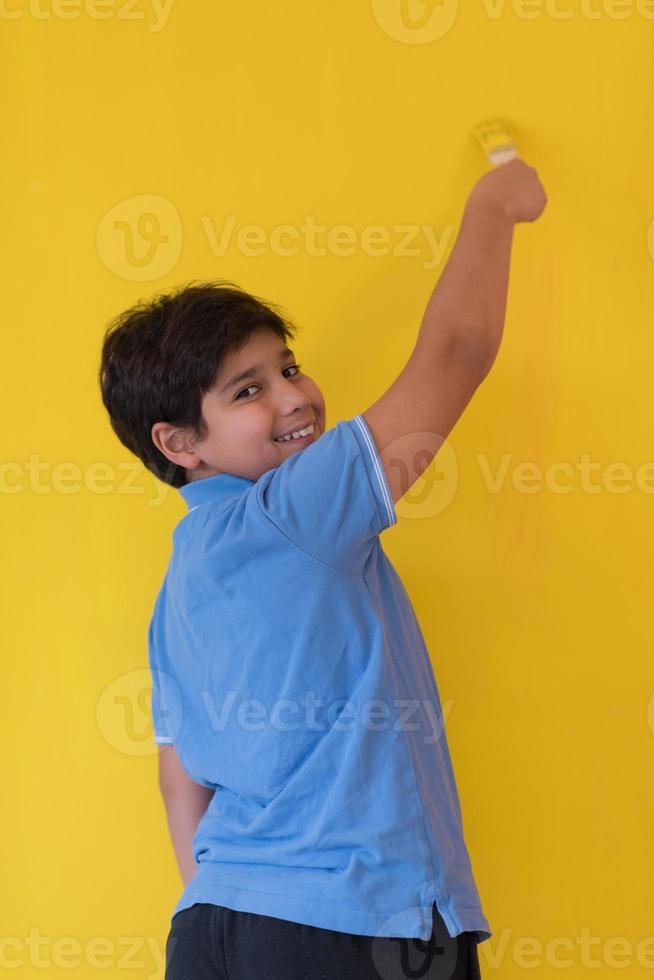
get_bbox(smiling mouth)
[273,422,316,444]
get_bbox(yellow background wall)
[2,2,653,976]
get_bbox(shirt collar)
[178,472,255,511]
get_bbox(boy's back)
[149,412,492,941]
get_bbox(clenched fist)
[466,157,548,225]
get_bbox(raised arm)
[363,157,548,505]
[157,743,215,885]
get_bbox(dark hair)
[98,279,299,489]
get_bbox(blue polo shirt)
[147,414,492,942]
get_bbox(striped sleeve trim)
[353,414,397,529]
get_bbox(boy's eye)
[234,364,302,400]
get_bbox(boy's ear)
[151,421,198,467]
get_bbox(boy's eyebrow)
[218,347,295,395]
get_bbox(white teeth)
[274,423,314,443]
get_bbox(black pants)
[165,900,483,979]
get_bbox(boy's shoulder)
[169,414,397,578]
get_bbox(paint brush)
[472,119,519,166]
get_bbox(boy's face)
[153,327,326,484]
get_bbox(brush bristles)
[473,119,518,164]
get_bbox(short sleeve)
[151,680,174,744]
[255,414,397,574]
[147,616,174,745]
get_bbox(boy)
[99,157,547,979]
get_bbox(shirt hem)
[170,868,492,942]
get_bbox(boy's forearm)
[161,784,215,885]
[415,199,516,374]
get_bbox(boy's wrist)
[462,191,515,230]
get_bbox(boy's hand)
[466,157,548,225]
